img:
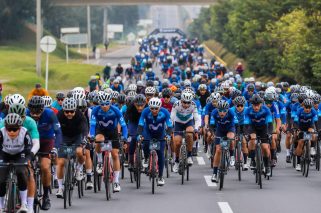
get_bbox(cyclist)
[245,94,273,176]
[27,83,49,100]
[171,92,201,172]
[52,92,65,111]
[0,113,33,213]
[27,96,61,209]
[136,98,173,186]
[197,84,210,109]
[90,92,128,192]
[161,88,174,112]
[210,100,237,182]
[43,96,58,115]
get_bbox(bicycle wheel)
[34,171,42,213]
[256,147,262,189]
[6,181,16,213]
[219,151,225,190]
[305,142,310,177]
[63,160,69,209]
[104,155,112,201]
[77,179,82,198]
[135,145,141,189]
[151,151,156,194]
[179,145,186,185]
[120,145,125,180]
[165,144,169,178]
[68,160,74,207]
[237,141,242,181]
[316,140,320,171]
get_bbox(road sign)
[108,24,123,33]
[40,36,57,90]
[61,33,88,45]
[40,36,57,53]
[61,27,80,34]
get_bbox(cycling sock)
[187,152,192,157]
[58,179,63,189]
[249,150,255,159]
[86,169,92,181]
[229,150,234,157]
[286,149,290,156]
[213,167,218,175]
[43,186,50,198]
[27,197,34,210]
[175,157,179,163]
[114,171,120,183]
[0,197,4,209]
[19,190,27,205]
[243,154,248,164]
[271,149,276,159]
[77,163,83,170]
[263,157,269,167]
[97,153,103,163]
[297,156,301,164]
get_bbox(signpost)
[60,33,88,63]
[40,36,57,90]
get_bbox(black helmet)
[28,96,45,110]
[134,94,146,105]
[258,91,265,99]
[126,96,135,106]
[250,94,263,104]
[66,91,73,98]
[230,89,242,100]
[162,82,169,89]
[56,92,65,99]
[118,94,126,104]
[162,88,173,97]
[146,80,154,87]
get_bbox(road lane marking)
[196,157,206,165]
[218,202,233,213]
[204,175,217,187]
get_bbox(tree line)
[188,0,321,90]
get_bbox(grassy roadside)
[0,27,103,98]
[204,39,279,82]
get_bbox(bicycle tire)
[219,151,225,190]
[179,144,186,185]
[6,181,15,213]
[104,154,112,201]
[151,151,156,194]
[316,140,320,171]
[256,146,262,189]
[93,152,98,193]
[120,145,125,180]
[237,141,242,181]
[33,170,41,213]
[165,144,169,178]
[305,141,310,178]
[68,160,74,207]
[135,145,141,189]
[77,179,82,198]
[63,160,69,209]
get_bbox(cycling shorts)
[39,139,54,158]
[215,126,235,145]
[248,125,269,144]
[96,127,120,149]
[174,120,194,136]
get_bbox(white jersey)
[170,100,201,129]
[0,127,31,155]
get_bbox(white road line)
[204,175,217,187]
[196,157,206,165]
[218,202,233,213]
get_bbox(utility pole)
[36,0,42,76]
[103,7,108,44]
[87,5,91,48]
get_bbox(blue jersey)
[90,105,128,138]
[210,109,237,129]
[52,100,62,111]
[230,106,247,125]
[204,103,216,116]
[26,108,62,147]
[242,91,256,101]
[290,102,301,119]
[244,105,272,126]
[111,84,123,93]
[276,101,286,124]
[266,102,280,119]
[294,107,317,130]
[138,107,173,139]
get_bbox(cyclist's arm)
[193,105,201,130]
[164,108,173,135]
[52,113,62,148]
[137,109,147,136]
[116,107,128,138]
[89,107,98,137]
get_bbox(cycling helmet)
[275,83,282,89]
[217,100,229,110]
[56,92,65,99]
[181,92,194,102]
[66,90,73,98]
[303,98,313,108]
[300,86,309,93]
[127,91,137,97]
[214,86,224,94]
[87,91,97,102]
[8,104,26,116]
[5,113,23,127]
[233,96,246,105]
[154,81,159,87]
[265,86,276,94]
[210,78,217,84]
[62,98,77,110]
[210,92,221,101]
[246,83,255,91]
[298,93,307,103]
[73,91,86,100]
[8,94,25,106]
[126,96,135,106]
[221,81,229,89]
[145,87,156,95]
[162,88,173,97]
[28,96,45,110]
[162,82,169,89]
[312,94,321,104]
[250,94,263,104]
[148,98,162,108]
[134,94,146,105]
[101,83,109,90]
[118,94,126,104]
[264,92,275,101]
[98,92,111,104]
[290,93,299,101]
[184,80,191,87]
[198,84,207,90]
[137,81,144,87]
[128,84,137,91]
[305,90,315,99]
[72,87,85,95]
[76,98,88,110]
[230,89,242,99]
[4,94,12,105]
[104,88,113,94]
[146,80,154,87]
[42,96,53,107]
[258,91,265,99]
[111,91,119,99]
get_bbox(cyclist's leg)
[27,162,35,211]
[186,124,195,158]
[128,136,136,167]
[259,127,271,169]
[84,145,93,185]
[95,133,105,164]
[56,158,65,191]
[173,122,183,163]
[248,126,257,166]
[109,130,121,186]
[156,141,166,178]
[16,156,29,207]
[0,156,9,209]
[39,139,54,200]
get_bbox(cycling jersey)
[230,106,248,125]
[52,100,62,111]
[57,110,88,138]
[161,98,173,112]
[0,127,32,156]
[90,105,128,138]
[210,108,237,129]
[294,107,318,130]
[244,105,273,126]
[170,100,201,130]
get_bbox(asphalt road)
[49,133,321,213]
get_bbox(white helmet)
[128,84,137,91]
[111,91,119,99]
[104,88,113,94]
[184,79,191,87]
[4,94,12,105]
[8,94,25,106]
[198,84,207,90]
[98,91,111,104]
[73,91,86,100]
[181,92,194,102]
[62,98,77,110]
[148,98,162,108]
[127,91,137,97]
[73,87,85,95]
[221,81,230,89]
[42,96,53,107]
[145,87,156,95]
[266,86,276,93]
[306,90,315,99]
[267,81,274,88]
[210,92,221,101]
[228,71,234,77]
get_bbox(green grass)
[0,29,103,98]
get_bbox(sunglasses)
[100,101,110,106]
[146,94,154,97]
[150,107,160,111]
[236,105,244,108]
[218,109,228,113]
[248,90,254,92]
[6,126,20,132]
[182,101,191,105]
[30,109,43,115]
[64,110,75,114]
[163,96,170,99]
[304,106,312,109]
[57,99,64,101]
